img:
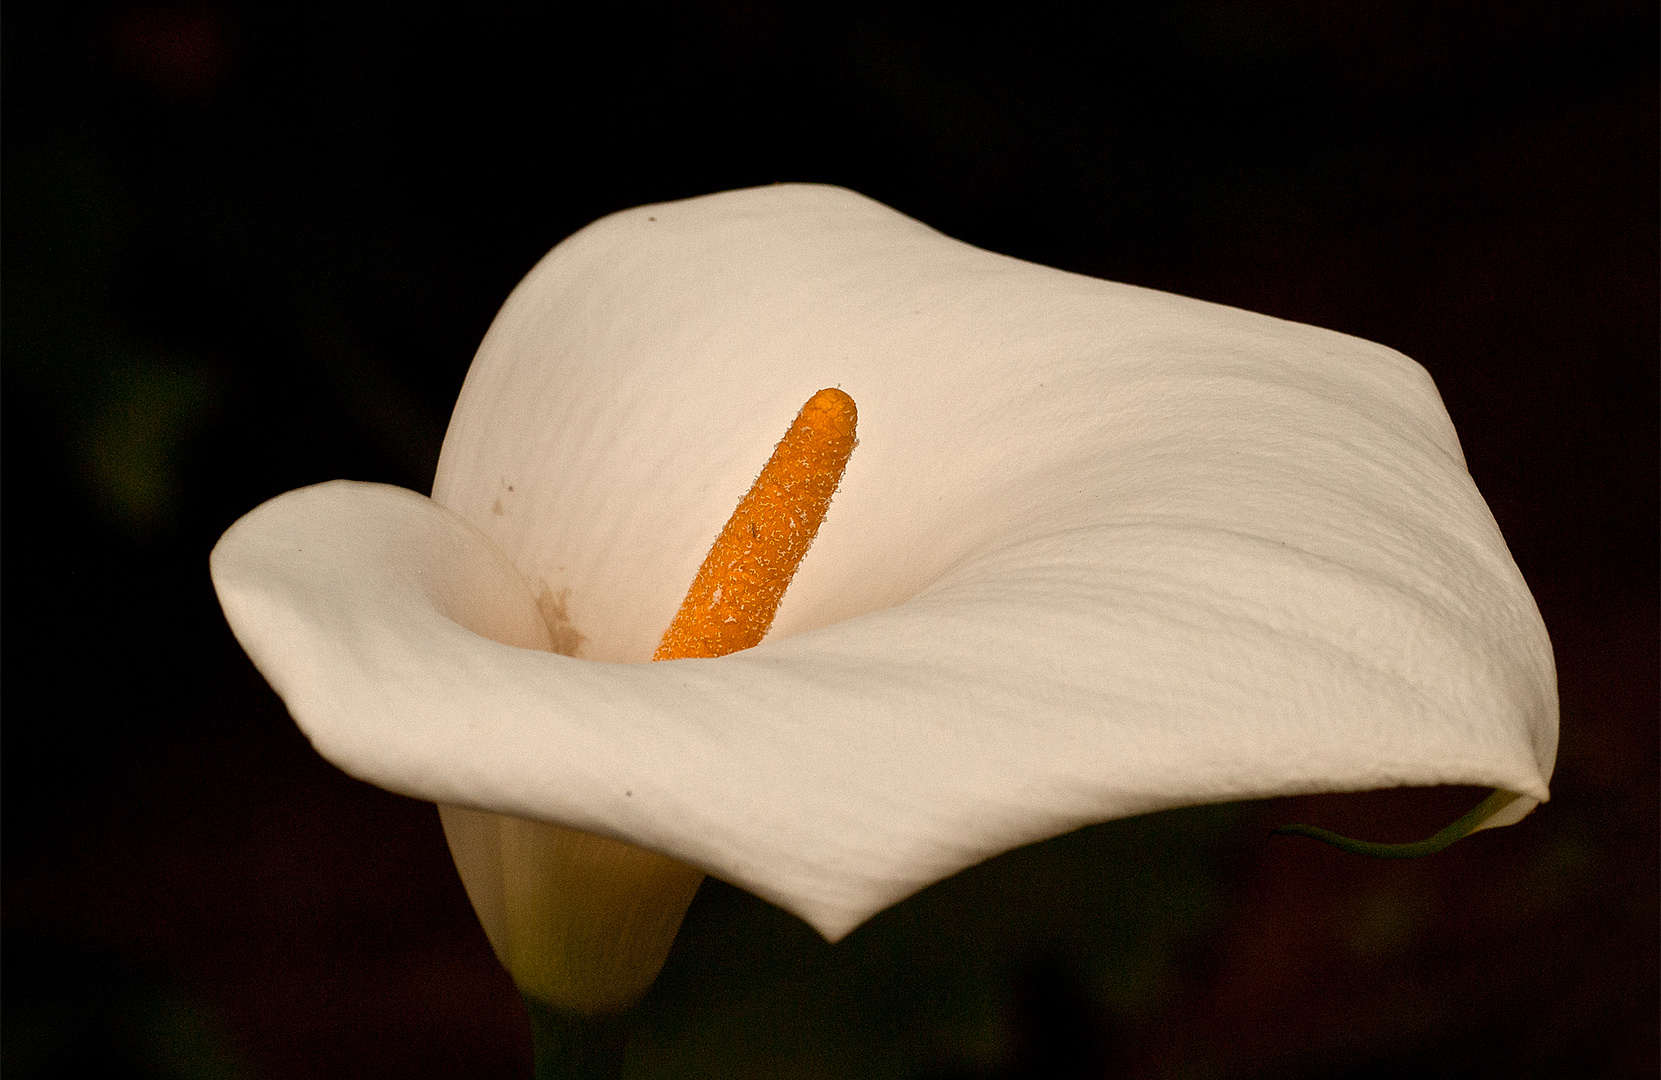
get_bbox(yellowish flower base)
[440,804,705,1015]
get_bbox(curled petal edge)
[211,477,1552,941]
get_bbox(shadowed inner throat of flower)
[440,389,859,1039]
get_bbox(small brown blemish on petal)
[492,498,504,516]
[534,585,587,658]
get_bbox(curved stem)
[524,994,629,1080]
[1273,788,1521,858]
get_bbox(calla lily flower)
[210,184,1556,954]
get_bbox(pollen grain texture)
[653,387,858,661]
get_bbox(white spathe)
[210,184,1557,943]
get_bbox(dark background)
[4,3,1655,1077]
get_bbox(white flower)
[210,184,1556,949]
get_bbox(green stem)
[1273,788,1521,858]
[523,994,629,1080]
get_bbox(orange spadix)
[654,388,858,661]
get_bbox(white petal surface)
[212,185,1556,941]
